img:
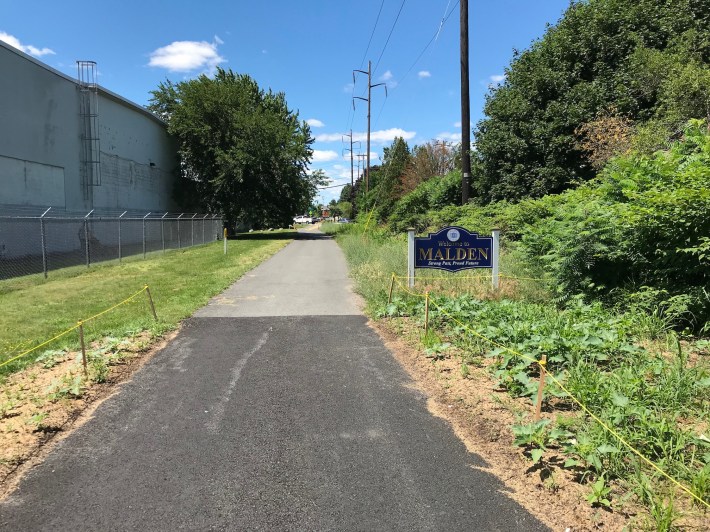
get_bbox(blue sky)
[1,0,570,204]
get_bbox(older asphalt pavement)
[0,227,547,531]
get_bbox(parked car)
[338,217,350,223]
[293,215,313,224]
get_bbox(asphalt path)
[1,227,547,531]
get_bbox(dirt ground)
[370,316,692,532]
[1,316,706,530]
[0,330,177,499]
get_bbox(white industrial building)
[0,39,178,215]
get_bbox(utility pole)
[354,60,386,194]
[460,0,471,204]
[342,130,360,203]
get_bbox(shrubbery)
[381,121,710,332]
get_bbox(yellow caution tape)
[391,275,709,509]
[0,286,149,370]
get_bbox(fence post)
[388,273,395,304]
[424,292,430,334]
[223,227,227,255]
[161,212,167,253]
[118,211,127,262]
[40,207,50,278]
[202,214,208,244]
[84,209,94,268]
[142,212,151,259]
[534,354,547,421]
[78,321,88,377]
[492,228,500,290]
[178,213,183,249]
[191,214,196,247]
[407,228,416,288]
[144,285,158,321]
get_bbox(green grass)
[327,223,710,522]
[0,231,294,374]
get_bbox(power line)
[373,0,407,76]
[373,0,459,128]
[399,0,459,86]
[360,0,386,69]
[345,0,385,138]
[318,183,348,190]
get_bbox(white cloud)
[379,70,397,89]
[312,150,339,162]
[489,74,506,84]
[436,132,462,142]
[0,32,55,57]
[214,35,224,45]
[454,121,462,128]
[148,39,225,72]
[316,128,415,144]
[418,71,431,79]
[333,165,352,179]
[306,118,325,128]
[343,82,354,93]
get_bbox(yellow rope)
[0,325,80,369]
[394,274,491,281]
[393,274,547,282]
[79,286,148,323]
[0,286,149,369]
[391,275,709,509]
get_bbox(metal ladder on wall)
[77,60,101,197]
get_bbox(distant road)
[1,229,546,531]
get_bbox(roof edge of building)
[0,39,166,127]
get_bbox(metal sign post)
[407,228,415,288]
[411,226,500,287]
[492,229,500,289]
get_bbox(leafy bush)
[518,120,710,330]
[388,171,462,232]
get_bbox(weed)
[46,374,84,401]
[512,419,550,463]
[586,475,613,508]
[26,412,48,431]
[35,349,67,369]
[90,358,109,383]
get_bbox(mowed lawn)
[0,232,294,373]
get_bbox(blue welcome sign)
[414,226,493,272]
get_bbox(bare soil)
[0,329,177,499]
[371,316,649,531]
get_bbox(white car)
[293,215,313,224]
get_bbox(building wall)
[0,40,177,214]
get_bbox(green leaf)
[530,448,544,463]
[563,458,579,468]
[611,392,629,408]
[596,444,619,454]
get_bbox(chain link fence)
[0,208,223,280]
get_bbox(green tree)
[365,137,411,221]
[473,0,710,203]
[148,68,317,228]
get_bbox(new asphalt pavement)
[0,227,547,531]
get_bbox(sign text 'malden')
[413,226,494,272]
[418,247,489,262]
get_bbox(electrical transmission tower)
[353,60,387,194]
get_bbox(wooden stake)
[78,322,88,377]
[388,274,395,304]
[145,285,158,321]
[424,292,430,335]
[534,354,547,421]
